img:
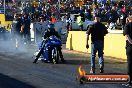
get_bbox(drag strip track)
[0,43,129,88]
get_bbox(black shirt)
[123,22,132,47]
[16,18,22,29]
[22,18,31,33]
[12,18,22,32]
[44,30,61,39]
[86,22,108,42]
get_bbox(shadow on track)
[64,59,126,65]
[0,73,36,88]
[64,60,89,65]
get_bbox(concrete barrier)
[66,31,126,60]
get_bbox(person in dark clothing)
[108,7,119,30]
[0,21,2,39]
[66,13,72,31]
[12,14,23,47]
[86,16,108,73]
[21,14,31,44]
[110,8,119,23]
[123,15,132,86]
[77,13,85,31]
[120,12,127,30]
[44,24,60,39]
[45,24,65,62]
[33,23,65,63]
[12,14,22,35]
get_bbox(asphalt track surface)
[0,40,131,88]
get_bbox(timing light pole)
[58,0,60,19]
[4,0,5,14]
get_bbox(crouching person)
[33,24,65,63]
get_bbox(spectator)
[77,13,85,31]
[21,14,31,44]
[111,6,119,22]
[0,21,2,29]
[66,13,72,31]
[120,12,127,30]
[108,6,119,30]
[86,16,108,73]
[12,14,23,45]
[50,14,57,23]
[84,9,92,20]
[0,21,2,40]
[123,15,132,86]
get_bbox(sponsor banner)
[83,75,129,83]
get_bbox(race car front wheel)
[52,47,59,64]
